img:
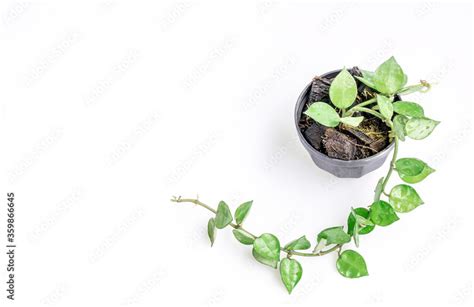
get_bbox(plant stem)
[171,197,256,238]
[354,97,377,109]
[343,97,376,116]
[289,244,341,257]
[171,197,342,258]
[349,106,386,121]
[172,135,400,259]
[381,135,399,195]
[171,135,398,257]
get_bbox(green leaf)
[395,158,435,184]
[369,200,399,226]
[376,94,394,120]
[374,177,384,202]
[396,158,424,176]
[235,201,252,225]
[252,233,280,268]
[393,101,424,118]
[232,229,255,245]
[329,68,358,109]
[304,102,340,127]
[283,235,311,251]
[347,207,375,235]
[207,218,216,247]
[393,115,408,141]
[373,56,407,95]
[317,226,351,245]
[389,184,424,213]
[405,117,440,140]
[340,116,364,127]
[215,201,233,229]
[280,258,303,294]
[336,250,369,278]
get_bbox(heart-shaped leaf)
[280,258,303,294]
[283,235,311,251]
[369,200,399,226]
[393,101,424,118]
[389,184,424,213]
[215,201,233,229]
[329,68,358,109]
[232,229,255,245]
[347,207,375,235]
[304,102,340,127]
[207,218,216,246]
[336,250,369,278]
[393,114,408,141]
[317,226,351,245]
[405,117,439,140]
[376,94,394,120]
[395,158,435,184]
[340,116,364,127]
[395,158,423,175]
[373,56,407,95]
[235,201,252,225]
[252,233,280,268]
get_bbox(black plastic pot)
[294,70,394,178]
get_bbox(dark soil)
[299,67,391,160]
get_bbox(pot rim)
[294,73,395,166]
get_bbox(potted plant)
[171,56,439,294]
[295,57,434,177]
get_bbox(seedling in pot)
[300,57,438,162]
[305,57,438,139]
[170,56,440,294]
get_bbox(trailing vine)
[171,57,438,294]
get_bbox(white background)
[1,1,473,306]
